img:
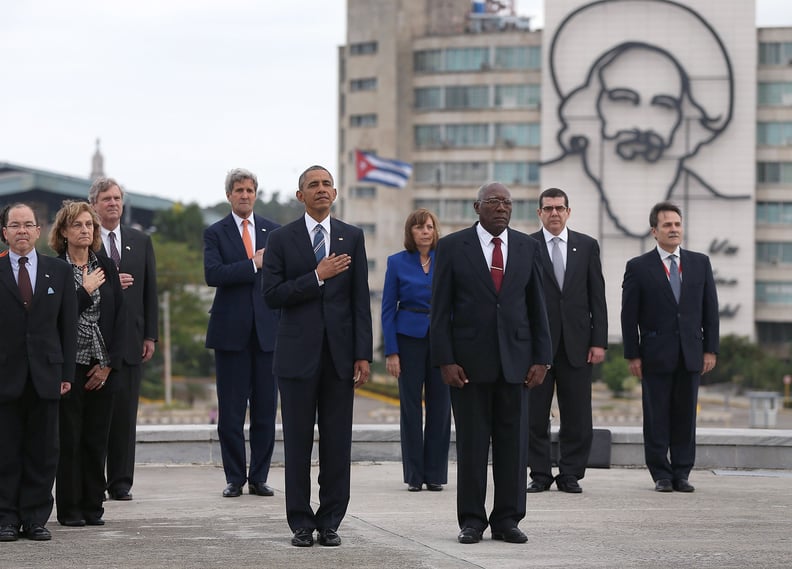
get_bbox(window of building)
[494,162,539,184]
[756,281,792,304]
[415,87,443,110]
[757,201,792,224]
[759,42,792,65]
[758,82,792,106]
[494,84,540,108]
[350,77,377,92]
[446,123,490,147]
[446,47,490,71]
[350,114,378,127]
[415,125,444,148]
[494,46,541,70]
[350,186,377,199]
[445,162,488,184]
[445,86,489,109]
[413,198,535,222]
[757,322,792,345]
[414,162,443,184]
[757,162,792,184]
[358,223,376,236]
[414,49,443,73]
[494,123,540,147]
[757,242,792,265]
[350,41,378,55]
[368,259,377,273]
[757,122,792,146]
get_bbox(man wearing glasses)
[431,182,552,545]
[526,188,607,494]
[0,204,77,542]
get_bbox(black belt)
[399,306,430,314]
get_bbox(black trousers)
[57,363,115,522]
[106,363,141,494]
[0,380,59,528]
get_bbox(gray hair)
[225,168,258,195]
[88,177,124,204]
[476,181,510,202]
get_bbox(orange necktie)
[241,219,254,259]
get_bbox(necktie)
[241,219,254,259]
[313,224,326,264]
[551,236,565,290]
[18,257,33,309]
[668,254,681,303]
[490,237,503,293]
[108,231,121,269]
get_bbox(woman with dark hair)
[49,201,124,527]
[381,209,450,492]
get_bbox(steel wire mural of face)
[545,0,749,238]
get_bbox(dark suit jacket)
[100,226,158,364]
[0,251,78,401]
[59,251,126,372]
[431,225,552,382]
[262,217,373,379]
[621,248,719,374]
[204,213,280,352]
[530,229,607,367]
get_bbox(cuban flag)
[355,150,413,189]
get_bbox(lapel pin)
[125,246,131,251]
[572,248,577,252]
[338,237,344,241]
[45,273,50,278]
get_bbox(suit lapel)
[291,219,316,268]
[0,254,24,305]
[220,215,248,260]
[564,232,581,287]
[461,226,497,294]
[253,214,270,250]
[649,249,677,304]
[32,255,55,305]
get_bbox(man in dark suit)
[0,204,77,542]
[431,181,552,545]
[621,201,718,493]
[204,168,280,498]
[262,165,372,548]
[527,188,607,494]
[90,178,158,501]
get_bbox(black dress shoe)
[655,479,673,492]
[249,482,274,496]
[108,489,133,501]
[22,523,51,541]
[291,528,314,547]
[556,476,583,494]
[317,528,342,546]
[0,525,19,542]
[85,516,105,526]
[492,527,528,544]
[457,527,483,544]
[58,518,86,527]
[222,483,243,497]
[526,480,552,493]
[426,483,443,491]
[407,484,422,492]
[673,479,695,492]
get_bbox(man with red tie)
[204,168,280,498]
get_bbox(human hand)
[353,360,370,389]
[316,253,351,281]
[524,365,547,388]
[385,354,401,378]
[441,364,468,388]
[82,266,106,294]
[628,358,642,379]
[119,272,134,289]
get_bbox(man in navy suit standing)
[527,188,607,494]
[204,168,280,498]
[621,201,719,493]
[262,165,372,548]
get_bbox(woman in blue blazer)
[381,209,450,492]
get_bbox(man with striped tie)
[262,165,372,548]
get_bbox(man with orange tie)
[204,168,280,498]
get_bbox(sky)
[1,0,790,207]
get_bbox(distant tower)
[90,138,105,180]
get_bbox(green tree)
[152,203,205,251]
[706,335,788,392]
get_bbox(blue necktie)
[313,225,326,264]
[669,254,681,303]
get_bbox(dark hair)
[1,203,39,245]
[298,165,333,191]
[649,201,682,228]
[538,187,569,208]
[403,209,440,252]
[49,200,103,254]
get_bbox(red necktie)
[18,256,33,309]
[491,237,503,293]
[241,219,254,259]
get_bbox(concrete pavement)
[5,462,791,569]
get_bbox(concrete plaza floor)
[4,462,791,569]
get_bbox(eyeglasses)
[4,223,39,230]
[540,205,568,213]
[479,198,513,207]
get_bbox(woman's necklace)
[421,257,431,267]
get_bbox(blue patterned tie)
[669,254,681,303]
[313,225,326,264]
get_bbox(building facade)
[338,0,792,357]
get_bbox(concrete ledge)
[135,424,792,470]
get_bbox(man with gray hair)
[204,168,280,498]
